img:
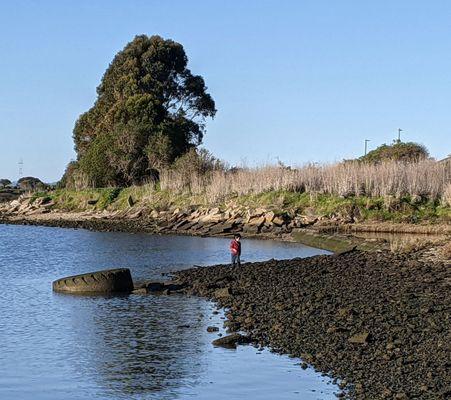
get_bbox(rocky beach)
[171,249,450,399]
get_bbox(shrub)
[360,141,429,163]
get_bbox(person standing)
[230,234,242,267]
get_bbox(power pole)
[397,128,403,143]
[18,159,23,176]
[364,139,370,156]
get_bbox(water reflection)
[0,224,335,400]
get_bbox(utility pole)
[364,139,370,156]
[397,128,403,143]
[18,159,23,176]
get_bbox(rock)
[264,211,275,223]
[52,268,134,294]
[142,281,185,293]
[128,209,143,219]
[207,326,219,332]
[242,224,260,234]
[214,287,231,298]
[224,320,240,333]
[272,216,285,226]
[9,199,21,212]
[145,281,165,292]
[348,332,370,344]
[249,215,265,227]
[132,288,148,295]
[207,223,235,235]
[127,195,134,207]
[212,333,250,348]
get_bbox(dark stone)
[212,333,250,348]
[173,250,449,398]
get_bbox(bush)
[58,161,93,190]
[17,177,46,192]
[160,148,225,193]
[0,179,12,188]
[360,141,429,163]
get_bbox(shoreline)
[2,207,450,398]
[1,209,449,255]
[172,249,450,399]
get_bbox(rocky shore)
[2,194,450,255]
[172,250,450,399]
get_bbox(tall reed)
[160,160,451,203]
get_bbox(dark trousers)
[231,254,241,267]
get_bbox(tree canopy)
[71,35,216,187]
[360,141,429,163]
[0,179,12,188]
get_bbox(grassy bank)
[30,185,451,225]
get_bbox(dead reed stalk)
[160,160,451,203]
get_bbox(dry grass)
[160,160,451,203]
[443,183,451,207]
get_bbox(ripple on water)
[0,224,336,400]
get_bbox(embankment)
[1,188,450,252]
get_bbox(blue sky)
[1,1,450,182]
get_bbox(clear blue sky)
[1,1,450,182]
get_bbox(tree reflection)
[66,293,210,398]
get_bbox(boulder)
[140,281,186,294]
[264,211,275,223]
[52,268,134,294]
[212,333,250,348]
[272,216,285,226]
[249,215,265,227]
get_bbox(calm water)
[0,224,337,400]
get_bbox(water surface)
[0,224,336,399]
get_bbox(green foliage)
[72,35,216,187]
[29,192,51,204]
[106,187,122,204]
[171,148,225,175]
[45,186,451,224]
[360,141,429,163]
[0,179,12,188]
[17,176,46,192]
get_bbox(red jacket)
[230,239,241,256]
